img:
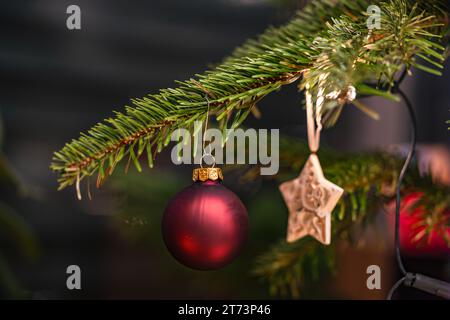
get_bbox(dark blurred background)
[0,0,449,299]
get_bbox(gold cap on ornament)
[192,167,224,182]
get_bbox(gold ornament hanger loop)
[200,153,216,168]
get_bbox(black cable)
[392,87,416,277]
[386,73,450,300]
[389,69,410,273]
[383,77,415,299]
[394,68,407,88]
[387,276,406,300]
[362,69,450,299]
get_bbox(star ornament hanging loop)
[279,80,345,245]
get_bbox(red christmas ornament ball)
[389,192,450,257]
[162,176,248,270]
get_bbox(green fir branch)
[253,237,335,298]
[51,0,448,191]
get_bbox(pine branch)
[253,237,335,298]
[51,0,448,191]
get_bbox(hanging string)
[305,83,323,153]
[76,170,82,200]
[200,95,215,168]
[305,74,357,154]
[202,96,211,155]
[87,176,92,200]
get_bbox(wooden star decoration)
[279,154,344,245]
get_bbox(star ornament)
[279,154,344,245]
